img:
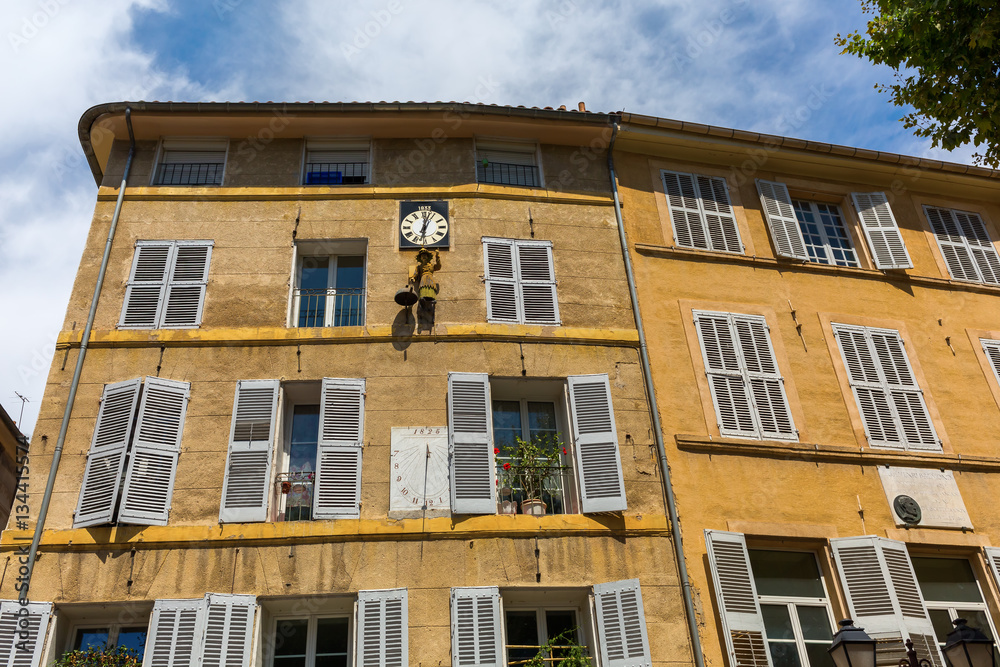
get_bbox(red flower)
[562,447,567,455]
[494,447,500,454]
[502,462,511,470]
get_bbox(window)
[482,238,559,325]
[291,240,366,328]
[74,376,190,528]
[831,324,939,451]
[303,140,370,185]
[475,139,540,187]
[72,624,147,658]
[662,170,743,253]
[924,206,1000,284]
[119,240,213,329]
[270,616,350,667]
[981,339,1000,387]
[153,139,227,185]
[693,311,797,441]
[505,607,583,666]
[144,594,256,666]
[851,192,913,269]
[793,200,859,267]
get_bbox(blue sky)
[0,0,979,435]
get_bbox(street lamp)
[828,619,876,667]
[943,618,996,667]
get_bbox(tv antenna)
[13,392,29,428]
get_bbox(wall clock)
[389,427,451,514]
[399,200,450,249]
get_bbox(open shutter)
[0,600,51,667]
[732,316,796,441]
[119,377,190,525]
[704,530,772,667]
[568,374,626,513]
[120,242,172,328]
[852,192,913,269]
[314,378,364,519]
[981,339,1000,386]
[593,579,652,667]
[831,536,943,667]
[983,548,1000,597]
[357,588,408,667]
[663,171,708,249]
[451,587,502,667]
[220,380,279,523]
[697,175,743,253]
[202,594,257,667]
[756,180,808,260]
[694,311,757,438]
[162,241,212,328]
[515,241,559,325]
[74,378,142,527]
[483,238,519,323]
[448,372,496,514]
[143,598,206,667]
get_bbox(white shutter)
[694,312,757,438]
[162,241,212,328]
[120,242,171,328]
[568,374,626,513]
[663,170,708,249]
[593,579,652,667]
[756,180,808,260]
[220,380,279,523]
[74,378,142,527]
[119,377,190,525]
[357,588,408,667]
[697,175,743,253]
[981,339,1000,386]
[450,587,502,667]
[704,531,771,667]
[483,238,519,323]
[831,536,943,667]
[956,210,1000,283]
[313,378,364,519]
[515,241,559,325]
[852,192,913,269]
[0,600,51,667]
[869,330,938,450]
[834,325,901,448]
[983,548,1000,597]
[925,206,980,281]
[448,372,496,514]
[143,598,206,667]
[732,316,796,441]
[201,594,257,667]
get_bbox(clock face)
[399,200,450,248]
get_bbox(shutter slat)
[201,594,256,667]
[593,579,652,667]
[357,589,408,667]
[756,180,808,260]
[220,380,279,523]
[0,601,51,667]
[568,374,626,513]
[314,378,365,519]
[853,192,913,269]
[144,598,206,667]
[450,587,502,667]
[705,531,772,667]
[448,373,496,514]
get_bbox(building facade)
[0,404,25,532]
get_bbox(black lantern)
[828,619,877,667]
[944,618,996,667]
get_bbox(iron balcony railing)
[155,162,224,185]
[305,162,369,185]
[273,471,314,522]
[477,162,540,187]
[506,644,591,665]
[495,455,572,515]
[293,287,365,327]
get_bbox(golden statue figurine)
[409,247,441,302]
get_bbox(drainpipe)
[21,108,136,600]
[607,120,706,667]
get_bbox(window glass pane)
[762,604,796,640]
[506,611,540,666]
[117,627,148,658]
[804,641,837,667]
[545,610,578,661]
[289,405,320,472]
[334,256,365,290]
[768,641,803,667]
[273,618,309,666]
[796,606,833,641]
[527,402,557,439]
[300,257,330,290]
[749,550,825,597]
[929,609,955,644]
[315,617,350,667]
[493,400,522,453]
[911,558,983,603]
[74,628,110,651]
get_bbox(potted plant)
[497,433,566,516]
[524,629,592,666]
[55,646,142,667]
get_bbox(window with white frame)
[291,240,367,328]
[52,603,152,663]
[267,608,352,667]
[662,170,743,253]
[831,323,939,451]
[303,139,371,185]
[153,139,228,186]
[755,179,859,266]
[476,139,541,187]
[482,237,559,325]
[981,339,1000,387]
[119,240,213,329]
[924,206,1000,284]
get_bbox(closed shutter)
[693,312,757,439]
[143,598,206,667]
[925,206,1000,284]
[981,339,1000,386]
[483,239,519,323]
[593,579,652,667]
[305,141,370,184]
[448,372,496,514]
[568,374,626,513]
[663,171,708,249]
[162,242,212,328]
[476,141,539,187]
[313,378,364,519]
[704,531,772,667]
[732,316,796,441]
[756,180,808,260]
[0,600,51,667]
[852,192,913,269]
[119,377,190,525]
[697,175,743,253]
[357,588,408,667]
[201,594,257,667]
[74,378,142,528]
[450,587,502,667]
[220,380,279,523]
[956,210,1000,283]
[515,241,559,325]
[120,242,171,328]
[831,536,943,667]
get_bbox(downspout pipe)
[607,120,706,667]
[21,108,136,600]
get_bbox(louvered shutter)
[357,588,408,667]
[162,241,212,328]
[0,600,51,667]
[852,192,913,269]
[698,175,743,253]
[120,242,171,328]
[305,140,371,184]
[201,594,257,667]
[925,206,980,281]
[593,579,652,667]
[143,598,206,667]
[704,531,771,667]
[663,171,708,249]
[869,330,938,450]
[447,372,496,514]
[313,378,364,519]
[694,312,757,438]
[119,377,190,525]
[476,142,539,187]
[834,325,901,447]
[515,241,559,325]
[756,180,808,260]
[956,210,1000,283]
[981,339,1000,386]
[220,380,279,523]
[983,548,1000,598]
[450,587,502,667]
[483,239,519,323]
[831,536,943,667]
[74,378,142,527]
[568,374,626,513]
[732,316,796,441]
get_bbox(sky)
[0,0,981,436]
